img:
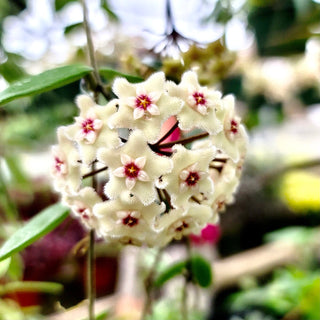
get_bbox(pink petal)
[147,104,160,115]
[137,170,149,181]
[121,154,132,165]
[126,178,136,190]
[85,130,97,144]
[113,167,126,177]
[134,156,146,169]
[133,107,145,119]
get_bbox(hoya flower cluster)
[51,71,248,247]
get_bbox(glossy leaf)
[154,260,187,287]
[0,64,93,106]
[190,255,213,288]
[0,203,69,262]
[99,67,143,83]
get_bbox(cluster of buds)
[51,71,248,247]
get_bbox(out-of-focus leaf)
[0,203,69,262]
[0,65,93,106]
[99,67,143,83]
[0,53,26,83]
[190,255,213,288]
[0,257,11,278]
[154,260,187,287]
[64,22,83,34]
[264,227,317,245]
[55,0,77,11]
[0,281,63,295]
[4,156,29,190]
[6,254,23,281]
[101,0,119,22]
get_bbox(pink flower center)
[230,119,238,134]
[124,162,140,179]
[135,94,152,110]
[122,214,139,227]
[193,92,206,106]
[185,172,200,186]
[175,221,189,232]
[77,207,89,220]
[82,118,95,134]
[54,157,64,173]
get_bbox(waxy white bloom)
[163,144,215,207]
[211,95,248,162]
[166,71,223,134]
[51,71,248,248]
[93,196,165,246]
[155,204,212,241]
[108,72,183,143]
[51,127,81,194]
[63,187,102,230]
[65,95,121,165]
[98,130,173,205]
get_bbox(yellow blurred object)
[280,171,320,213]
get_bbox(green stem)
[88,228,95,320]
[141,248,163,320]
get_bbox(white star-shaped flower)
[51,127,81,194]
[211,95,248,162]
[154,204,212,241]
[93,196,165,246]
[97,130,173,205]
[65,95,121,165]
[166,71,223,134]
[162,144,215,207]
[63,187,103,230]
[108,72,183,143]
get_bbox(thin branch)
[158,132,209,149]
[153,120,179,145]
[87,229,95,320]
[82,0,102,87]
[82,165,108,179]
[259,158,320,186]
[141,248,164,320]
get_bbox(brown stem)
[82,165,108,179]
[158,132,209,149]
[154,121,179,145]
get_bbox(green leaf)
[0,64,93,106]
[99,67,143,83]
[0,281,63,295]
[81,310,111,320]
[55,0,77,11]
[0,257,11,278]
[190,255,213,288]
[101,0,119,22]
[64,22,83,34]
[0,203,69,262]
[154,260,187,287]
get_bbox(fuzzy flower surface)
[108,72,183,143]
[51,71,248,247]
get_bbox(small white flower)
[163,144,215,207]
[211,95,248,162]
[63,187,103,230]
[65,95,121,165]
[51,127,81,194]
[97,130,173,205]
[93,196,165,246]
[166,71,223,134]
[112,154,149,190]
[155,204,212,241]
[109,72,183,143]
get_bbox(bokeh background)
[0,0,320,319]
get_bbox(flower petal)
[134,156,146,168]
[126,178,136,190]
[113,167,126,177]
[138,170,150,181]
[133,107,145,119]
[148,104,160,115]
